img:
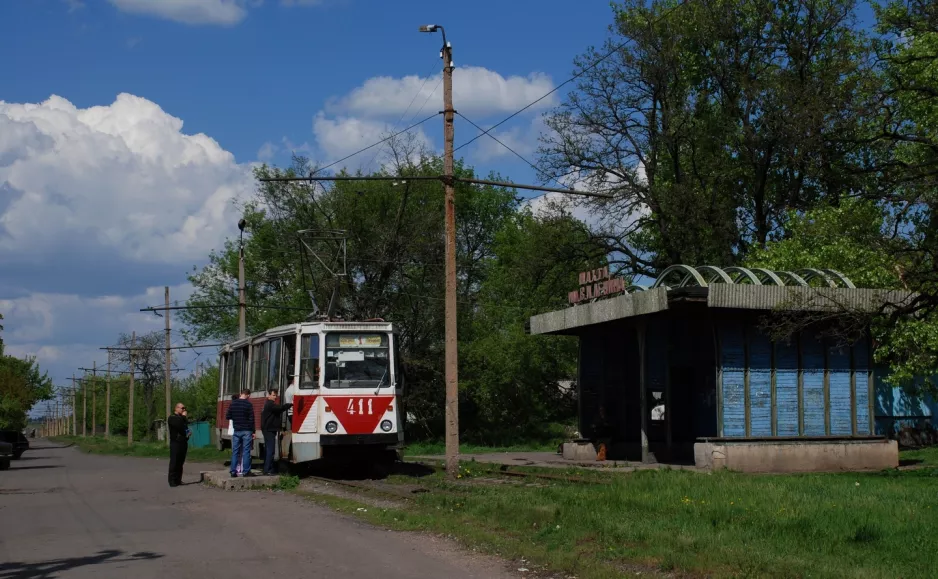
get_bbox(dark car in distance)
[0,431,29,460]
[0,441,11,470]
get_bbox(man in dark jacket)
[260,389,293,475]
[225,390,256,478]
[167,402,190,487]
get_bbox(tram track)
[303,475,429,501]
[409,460,604,486]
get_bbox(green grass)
[403,441,559,457]
[51,435,228,463]
[309,454,938,578]
[899,445,938,467]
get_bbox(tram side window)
[219,353,228,396]
[251,341,269,392]
[268,338,282,393]
[227,348,245,394]
[299,334,320,389]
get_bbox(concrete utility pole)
[105,350,112,439]
[71,385,77,435]
[165,286,172,446]
[79,374,86,437]
[238,219,247,340]
[92,362,97,436]
[420,23,460,479]
[128,331,136,446]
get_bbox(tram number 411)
[346,398,374,415]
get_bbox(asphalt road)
[0,442,514,579]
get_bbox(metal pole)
[128,332,136,446]
[71,384,77,436]
[92,361,97,436]
[165,286,172,446]
[238,232,246,340]
[81,374,86,437]
[440,31,460,479]
[106,350,112,439]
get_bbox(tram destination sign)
[568,266,627,304]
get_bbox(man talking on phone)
[167,402,190,487]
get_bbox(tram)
[215,320,403,468]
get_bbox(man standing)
[260,389,293,475]
[225,389,255,478]
[167,402,190,487]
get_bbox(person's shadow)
[0,549,162,578]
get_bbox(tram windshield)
[324,333,390,389]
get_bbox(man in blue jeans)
[225,389,255,478]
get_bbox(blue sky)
[2,0,612,168]
[0,0,614,418]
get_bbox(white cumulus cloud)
[331,66,557,119]
[0,93,253,266]
[107,0,249,26]
[2,283,202,403]
[312,113,433,167]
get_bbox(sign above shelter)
[569,266,627,304]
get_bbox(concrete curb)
[200,470,280,490]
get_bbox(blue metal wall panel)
[802,333,826,436]
[720,323,746,437]
[749,332,772,436]
[775,338,799,436]
[828,344,852,435]
[855,338,871,434]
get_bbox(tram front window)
[324,333,389,388]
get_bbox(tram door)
[280,335,296,459]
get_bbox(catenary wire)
[456,112,561,187]
[312,112,441,176]
[365,60,442,169]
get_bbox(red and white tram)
[215,320,403,468]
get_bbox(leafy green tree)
[538,0,876,275]
[0,312,54,430]
[746,199,903,289]
[461,208,608,443]
[174,366,220,424]
[181,148,523,438]
[745,200,938,392]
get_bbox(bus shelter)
[528,265,911,473]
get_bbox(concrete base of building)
[562,441,598,461]
[693,438,899,473]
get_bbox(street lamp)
[419,23,460,480]
[237,218,246,340]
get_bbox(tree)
[180,148,523,438]
[108,331,171,439]
[744,200,938,392]
[0,313,54,430]
[461,207,609,443]
[538,0,875,276]
[174,366,220,424]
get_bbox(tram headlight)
[325,421,338,434]
[380,420,393,432]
